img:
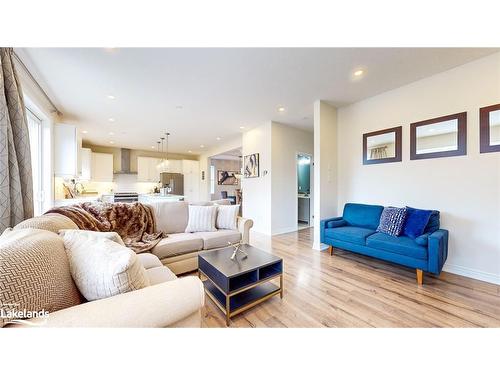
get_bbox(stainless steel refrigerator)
[160,172,184,195]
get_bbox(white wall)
[337,52,500,284]
[271,122,314,234]
[313,101,338,250]
[242,123,272,234]
[242,122,314,235]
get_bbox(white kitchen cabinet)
[182,159,200,203]
[137,156,161,182]
[80,148,92,180]
[166,159,183,173]
[54,124,78,178]
[137,156,151,182]
[91,152,113,182]
[149,158,161,182]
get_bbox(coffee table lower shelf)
[203,279,281,325]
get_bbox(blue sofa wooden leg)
[416,269,423,285]
[329,245,333,256]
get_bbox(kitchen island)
[138,194,185,203]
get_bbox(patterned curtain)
[0,48,34,231]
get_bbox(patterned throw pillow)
[0,228,82,327]
[377,207,407,237]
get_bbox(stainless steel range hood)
[113,148,137,175]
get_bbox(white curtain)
[0,47,34,231]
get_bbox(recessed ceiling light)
[200,145,205,148]
[108,118,115,122]
[239,126,245,129]
[109,141,114,144]
[82,130,88,134]
[277,106,285,112]
[216,137,221,141]
[108,132,114,136]
[354,69,364,77]
[107,95,116,100]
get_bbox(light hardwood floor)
[201,228,500,327]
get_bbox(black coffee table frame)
[198,245,283,326]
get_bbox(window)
[210,165,215,195]
[26,108,43,215]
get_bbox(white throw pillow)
[59,229,125,246]
[60,230,150,301]
[216,204,240,230]
[185,205,218,233]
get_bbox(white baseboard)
[271,226,300,236]
[312,242,328,251]
[443,263,500,285]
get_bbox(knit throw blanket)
[46,202,164,253]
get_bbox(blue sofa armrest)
[320,217,345,242]
[427,229,449,274]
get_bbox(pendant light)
[160,137,165,172]
[165,132,170,172]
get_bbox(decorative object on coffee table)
[228,241,247,260]
[198,245,283,326]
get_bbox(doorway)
[297,153,312,229]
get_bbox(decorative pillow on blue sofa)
[403,206,433,239]
[376,207,407,237]
[425,211,440,233]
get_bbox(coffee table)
[198,244,283,326]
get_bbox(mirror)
[415,119,458,155]
[363,126,402,165]
[410,112,467,160]
[480,104,500,153]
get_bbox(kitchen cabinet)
[156,159,182,174]
[80,148,92,180]
[137,156,161,182]
[91,152,114,182]
[54,124,78,178]
[182,160,200,202]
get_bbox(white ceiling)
[211,147,242,160]
[18,48,498,154]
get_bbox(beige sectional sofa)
[29,253,204,328]
[0,199,252,327]
[147,200,253,274]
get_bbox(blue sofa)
[320,203,448,285]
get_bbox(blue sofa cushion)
[403,206,433,239]
[425,211,440,233]
[342,203,384,230]
[324,226,376,245]
[326,219,347,228]
[376,207,407,237]
[366,232,428,260]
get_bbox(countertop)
[139,193,185,200]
